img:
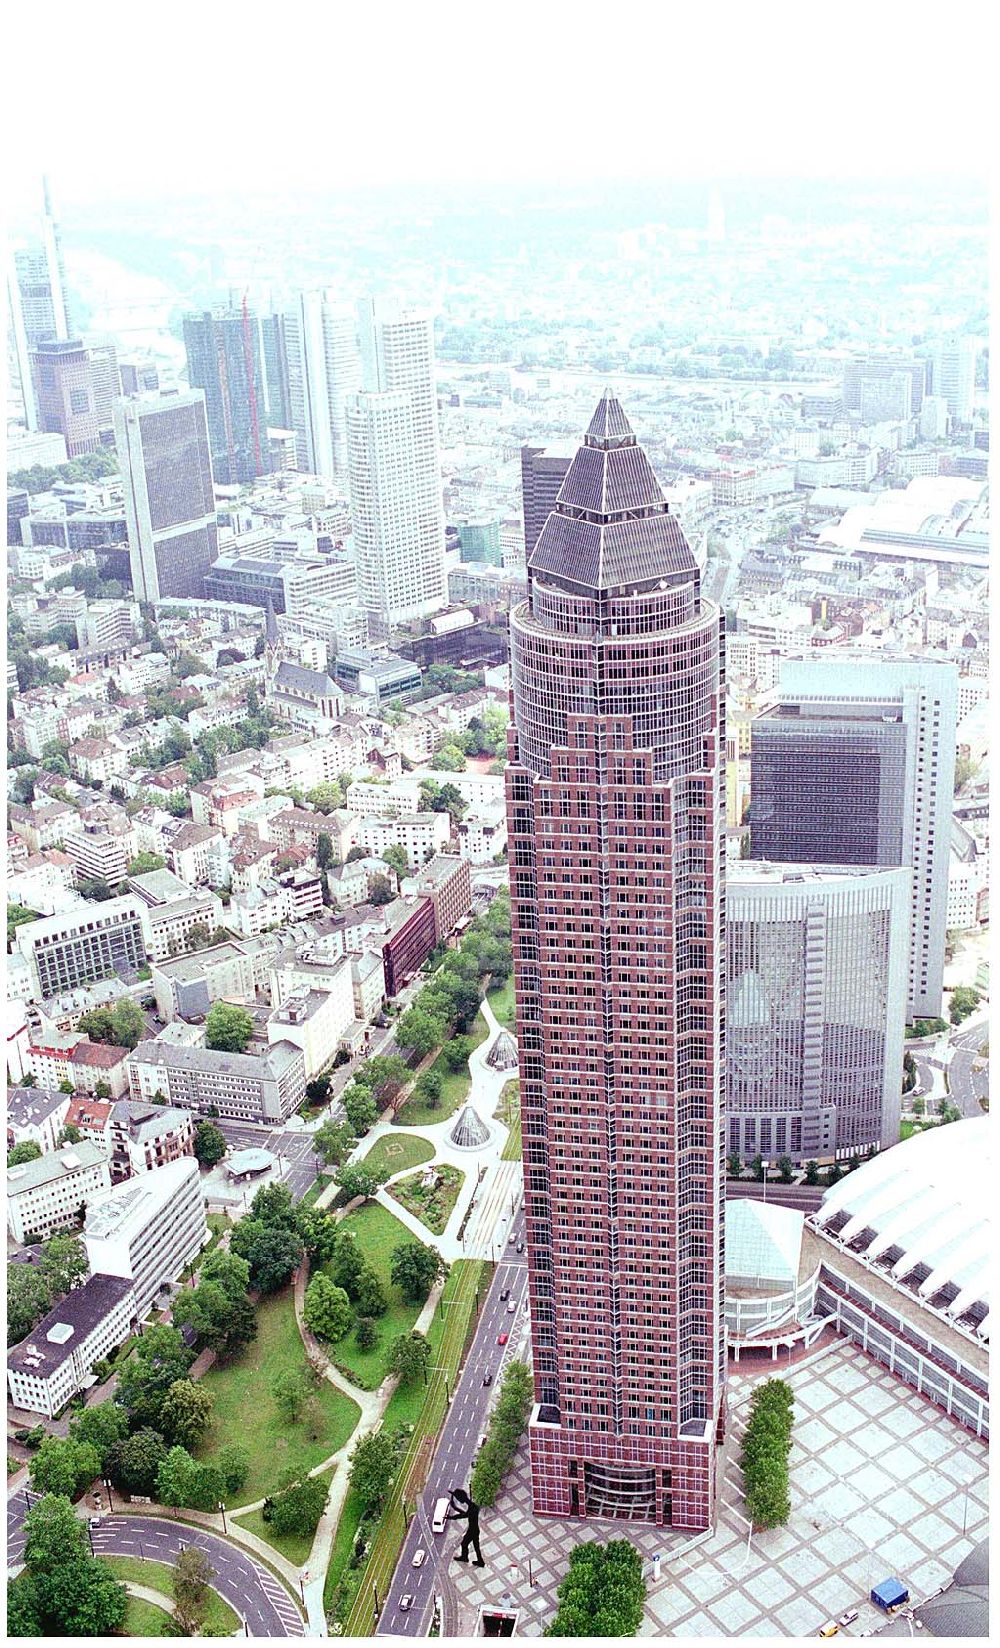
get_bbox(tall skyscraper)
[115,389,219,603]
[728,863,910,1163]
[7,259,38,429]
[41,174,71,340]
[259,313,292,431]
[261,296,358,483]
[842,353,926,415]
[506,394,726,1531]
[30,339,101,456]
[349,297,446,617]
[931,336,977,423]
[182,307,270,486]
[520,443,572,559]
[13,247,59,347]
[88,338,120,444]
[749,657,957,1021]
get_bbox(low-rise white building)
[7,1140,113,1244]
[266,976,355,1079]
[83,1157,208,1316]
[355,812,451,870]
[456,808,508,863]
[7,1273,138,1418]
[6,1084,72,1155]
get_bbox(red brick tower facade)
[506,394,726,1530]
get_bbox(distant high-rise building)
[931,336,977,423]
[114,389,219,603]
[6,260,38,429]
[41,173,71,340]
[13,246,58,347]
[259,313,292,431]
[749,657,957,1020]
[30,339,101,456]
[842,354,926,415]
[520,444,572,559]
[182,308,270,485]
[859,370,912,425]
[358,299,445,582]
[119,358,160,396]
[88,338,120,444]
[728,863,910,1163]
[919,395,950,441]
[507,393,726,1531]
[346,298,446,621]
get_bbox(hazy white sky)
[6,0,991,215]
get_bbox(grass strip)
[103,1555,240,1635]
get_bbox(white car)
[507,1298,516,1313]
[412,1548,427,1569]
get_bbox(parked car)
[412,1549,426,1569]
[818,1626,839,1639]
[400,1596,413,1613]
[837,1611,859,1629]
[497,1332,509,1345]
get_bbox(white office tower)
[284,293,359,483]
[932,336,977,423]
[41,175,70,341]
[349,297,446,622]
[115,389,219,603]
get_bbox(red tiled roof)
[70,1041,129,1068]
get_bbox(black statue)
[447,1487,484,1566]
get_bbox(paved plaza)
[445,1339,989,1637]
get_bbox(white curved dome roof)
[813,1118,991,1340]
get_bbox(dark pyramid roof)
[585,391,635,447]
[529,395,698,595]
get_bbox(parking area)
[443,1339,989,1638]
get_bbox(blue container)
[871,1579,909,1612]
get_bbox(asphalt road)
[7,1493,303,1637]
[946,1022,989,1118]
[378,1208,530,1638]
[725,1180,825,1213]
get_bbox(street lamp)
[761,1160,769,1205]
[103,1477,115,1514]
[218,1501,228,1535]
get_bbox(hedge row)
[740,1377,794,1529]
[469,1360,532,1507]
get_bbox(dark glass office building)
[182,309,270,486]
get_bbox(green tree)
[31,1554,127,1636]
[8,1139,43,1166]
[29,1436,101,1500]
[314,1117,356,1167]
[269,1475,328,1538]
[172,1544,214,1635]
[105,1427,168,1496]
[127,851,166,875]
[200,1248,251,1299]
[307,781,347,814]
[442,1034,472,1072]
[355,1316,379,1351]
[386,1330,431,1386]
[70,1402,130,1473]
[369,872,394,906]
[396,1005,447,1058]
[249,1181,298,1228]
[160,1378,214,1447]
[303,1274,354,1342]
[348,1430,396,1511]
[22,1491,88,1568]
[192,1118,227,1166]
[155,1445,198,1508]
[390,1240,448,1302]
[39,1233,88,1299]
[381,844,409,878]
[414,1068,443,1109]
[354,1266,389,1318]
[316,832,334,870]
[172,1281,256,1360]
[949,986,981,1026]
[545,1538,646,1637]
[776,1155,794,1184]
[216,1444,251,1495]
[334,1163,387,1204]
[58,1078,76,1096]
[344,1087,378,1135]
[229,1220,303,1294]
[76,998,145,1050]
[115,1324,195,1429]
[296,1206,340,1263]
[205,1001,254,1052]
[803,1160,820,1186]
[727,1151,742,1177]
[271,1368,312,1423]
[57,1121,82,1141]
[7,1262,51,1344]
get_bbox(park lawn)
[300,1174,332,1207]
[324,1202,424,1390]
[900,1118,940,1141]
[395,1009,490,1126]
[122,1595,174,1636]
[232,1465,334,1565]
[104,1556,240,1635]
[388,1164,463,1235]
[487,973,516,1027]
[196,1288,361,1503]
[361,1132,435,1179]
[323,1260,488,1617]
[502,1110,522,1161]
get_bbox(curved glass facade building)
[727,864,911,1162]
[506,394,725,1530]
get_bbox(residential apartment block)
[7,1141,113,1244]
[8,1273,137,1418]
[83,1157,208,1315]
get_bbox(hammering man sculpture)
[447,1487,485,1566]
